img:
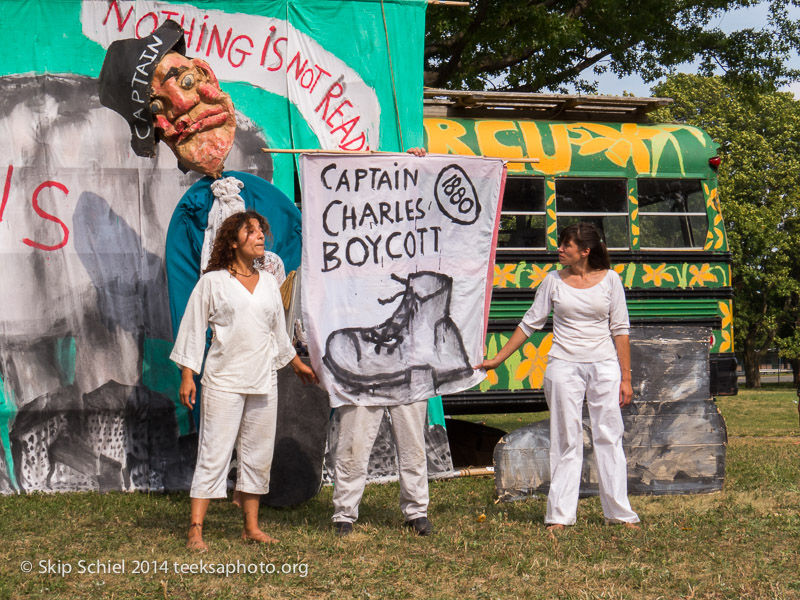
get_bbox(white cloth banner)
[300,153,506,407]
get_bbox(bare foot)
[232,490,242,508]
[186,523,208,552]
[621,522,641,530]
[242,528,278,544]
[545,523,566,532]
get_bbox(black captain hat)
[98,20,186,157]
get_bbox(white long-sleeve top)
[170,269,296,394]
[519,270,630,363]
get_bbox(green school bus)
[423,90,737,415]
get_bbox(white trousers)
[332,401,429,524]
[543,357,639,525]
[190,383,278,499]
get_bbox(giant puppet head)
[98,20,236,178]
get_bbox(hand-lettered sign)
[300,153,506,407]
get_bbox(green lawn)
[1,386,798,599]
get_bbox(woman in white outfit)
[170,210,317,551]
[476,222,639,531]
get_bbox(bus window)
[555,179,629,249]
[638,179,708,248]
[497,177,546,248]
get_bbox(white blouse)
[170,269,296,394]
[520,270,630,363]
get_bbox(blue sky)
[579,2,800,97]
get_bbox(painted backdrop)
[0,0,425,494]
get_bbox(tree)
[774,213,800,386]
[425,0,800,93]
[651,74,800,388]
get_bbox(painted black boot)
[323,271,472,394]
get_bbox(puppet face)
[150,52,236,178]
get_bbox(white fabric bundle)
[200,176,246,272]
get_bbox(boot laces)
[363,274,419,353]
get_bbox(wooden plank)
[423,89,673,121]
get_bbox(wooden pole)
[262,148,539,163]
[431,466,495,480]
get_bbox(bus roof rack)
[423,89,673,123]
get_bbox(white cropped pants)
[332,401,429,524]
[543,357,639,525]
[190,382,278,499]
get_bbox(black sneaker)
[333,521,353,537]
[403,517,433,536]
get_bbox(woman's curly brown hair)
[204,210,273,273]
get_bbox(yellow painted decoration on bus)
[514,334,554,388]
[424,119,717,178]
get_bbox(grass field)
[1,386,798,599]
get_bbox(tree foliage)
[651,74,800,388]
[425,0,800,93]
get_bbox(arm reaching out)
[474,327,529,371]
[290,354,319,385]
[476,274,553,371]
